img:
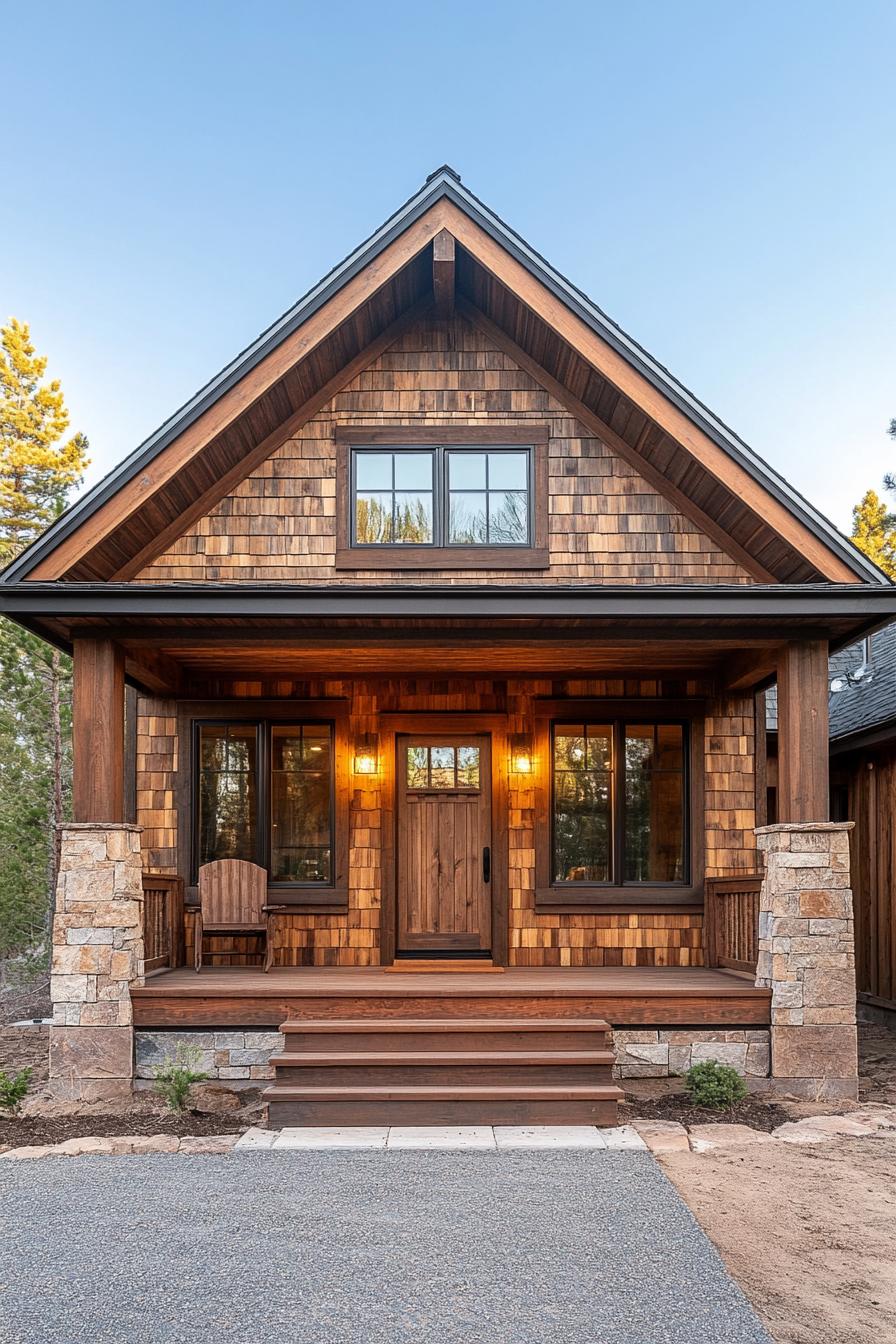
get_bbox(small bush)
[153,1043,207,1112]
[0,1066,33,1115]
[685,1059,747,1110]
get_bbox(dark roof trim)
[830,721,896,756]
[1,167,886,585]
[3,582,896,621]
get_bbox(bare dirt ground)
[660,1135,896,1344]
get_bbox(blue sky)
[3,0,894,533]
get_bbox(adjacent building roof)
[767,623,896,746]
[0,166,888,588]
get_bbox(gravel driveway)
[1,1150,770,1344]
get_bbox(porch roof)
[3,581,895,696]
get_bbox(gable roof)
[1,165,886,586]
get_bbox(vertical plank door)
[397,735,492,954]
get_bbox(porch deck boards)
[132,964,770,1028]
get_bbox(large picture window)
[196,721,335,887]
[352,445,532,547]
[548,719,689,895]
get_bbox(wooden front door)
[396,734,492,955]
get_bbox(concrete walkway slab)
[273,1126,388,1149]
[0,1151,772,1343]
[494,1124,607,1148]
[386,1125,496,1149]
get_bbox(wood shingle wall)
[137,316,753,586]
[136,678,760,968]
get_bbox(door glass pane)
[430,745,456,788]
[552,725,612,882]
[393,491,433,542]
[394,452,434,490]
[355,492,393,543]
[449,493,487,543]
[270,725,332,883]
[457,746,481,787]
[488,452,528,489]
[488,490,528,543]
[624,724,685,882]
[406,746,429,789]
[355,453,393,490]
[448,452,487,489]
[198,725,258,866]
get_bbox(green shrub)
[0,1066,33,1115]
[153,1043,207,1112]
[685,1059,747,1110]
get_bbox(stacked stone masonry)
[755,822,858,1100]
[49,824,145,1101]
[136,1030,283,1082]
[614,1029,770,1080]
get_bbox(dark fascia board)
[830,720,896,756]
[0,166,886,586]
[3,582,896,621]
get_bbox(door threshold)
[384,959,506,974]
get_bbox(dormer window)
[352,446,532,547]
[335,426,549,570]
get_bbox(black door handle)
[482,846,491,883]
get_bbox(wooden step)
[383,960,505,974]
[264,1083,623,1127]
[279,1018,613,1053]
[269,1048,615,1086]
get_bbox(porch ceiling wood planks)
[130,964,772,1028]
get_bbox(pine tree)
[0,318,89,560]
[850,489,896,580]
[0,319,87,977]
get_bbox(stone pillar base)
[755,822,857,1101]
[49,823,144,1102]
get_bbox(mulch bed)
[0,1109,248,1149]
[619,1093,792,1132]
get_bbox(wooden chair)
[194,859,277,973]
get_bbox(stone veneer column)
[754,821,857,1100]
[49,823,144,1101]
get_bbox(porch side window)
[198,725,258,866]
[352,446,532,547]
[552,722,687,885]
[196,721,334,885]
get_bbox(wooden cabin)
[2,167,893,1123]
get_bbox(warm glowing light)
[354,753,377,775]
[512,754,532,774]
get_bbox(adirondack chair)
[194,859,276,973]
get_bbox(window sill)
[186,888,348,912]
[535,885,702,911]
[334,546,549,571]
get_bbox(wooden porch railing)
[704,875,763,974]
[142,873,185,974]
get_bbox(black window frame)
[534,708,701,910]
[192,717,337,892]
[350,444,535,549]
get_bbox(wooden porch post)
[72,638,125,823]
[776,639,829,822]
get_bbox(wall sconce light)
[510,733,533,775]
[353,734,378,776]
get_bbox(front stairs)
[263,1016,622,1127]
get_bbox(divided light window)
[552,722,687,886]
[352,446,532,546]
[196,722,334,885]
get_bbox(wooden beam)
[776,640,830,822]
[446,204,859,583]
[722,646,784,691]
[112,298,433,580]
[72,639,125,823]
[460,300,778,584]
[30,204,453,580]
[432,229,455,318]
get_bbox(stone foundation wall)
[49,824,145,1102]
[135,1030,283,1082]
[614,1029,770,1080]
[756,821,858,1100]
